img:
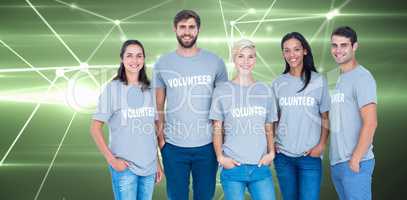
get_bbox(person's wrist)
[106,156,116,165]
[217,155,225,164]
[158,137,165,146]
[267,147,275,155]
[269,149,275,155]
[159,139,165,145]
[350,155,361,163]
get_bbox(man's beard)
[176,34,198,48]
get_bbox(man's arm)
[349,103,377,172]
[155,88,166,149]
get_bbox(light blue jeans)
[220,164,276,200]
[330,159,375,200]
[109,166,155,200]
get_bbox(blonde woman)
[210,39,277,200]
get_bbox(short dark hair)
[173,9,201,29]
[331,26,358,45]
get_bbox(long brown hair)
[114,39,150,91]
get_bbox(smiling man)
[329,26,378,200]
[153,10,228,200]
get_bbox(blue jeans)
[109,166,155,200]
[161,142,218,200]
[330,159,375,200]
[274,153,322,200]
[220,164,276,200]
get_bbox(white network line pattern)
[33,112,77,200]
[0,0,173,169]
[250,0,278,38]
[0,77,59,166]
[0,39,52,84]
[0,0,348,188]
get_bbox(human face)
[174,18,199,48]
[234,47,256,75]
[122,44,144,75]
[282,38,307,69]
[331,35,358,65]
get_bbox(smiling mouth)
[182,35,193,40]
[240,65,251,69]
[129,65,140,68]
[335,54,344,59]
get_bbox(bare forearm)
[265,123,275,154]
[352,104,377,161]
[318,112,330,147]
[212,121,224,160]
[352,123,376,160]
[155,88,166,144]
[90,121,114,162]
[155,119,165,143]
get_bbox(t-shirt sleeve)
[271,81,281,113]
[209,87,224,121]
[92,83,114,123]
[266,87,278,123]
[152,60,166,88]
[319,76,331,113]
[355,74,377,109]
[214,58,228,86]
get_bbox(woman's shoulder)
[103,79,121,90]
[213,81,234,94]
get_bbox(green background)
[1,0,406,199]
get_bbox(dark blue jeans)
[274,153,322,200]
[161,142,218,200]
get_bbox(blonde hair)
[231,39,256,60]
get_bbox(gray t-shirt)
[153,49,228,147]
[209,81,278,164]
[272,72,330,157]
[329,65,377,165]
[93,80,157,176]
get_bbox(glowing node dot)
[114,20,121,25]
[79,63,89,72]
[326,9,340,20]
[56,69,65,77]
[248,8,256,14]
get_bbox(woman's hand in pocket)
[218,155,240,169]
[306,143,325,158]
[258,152,275,167]
[109,158,129,172]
